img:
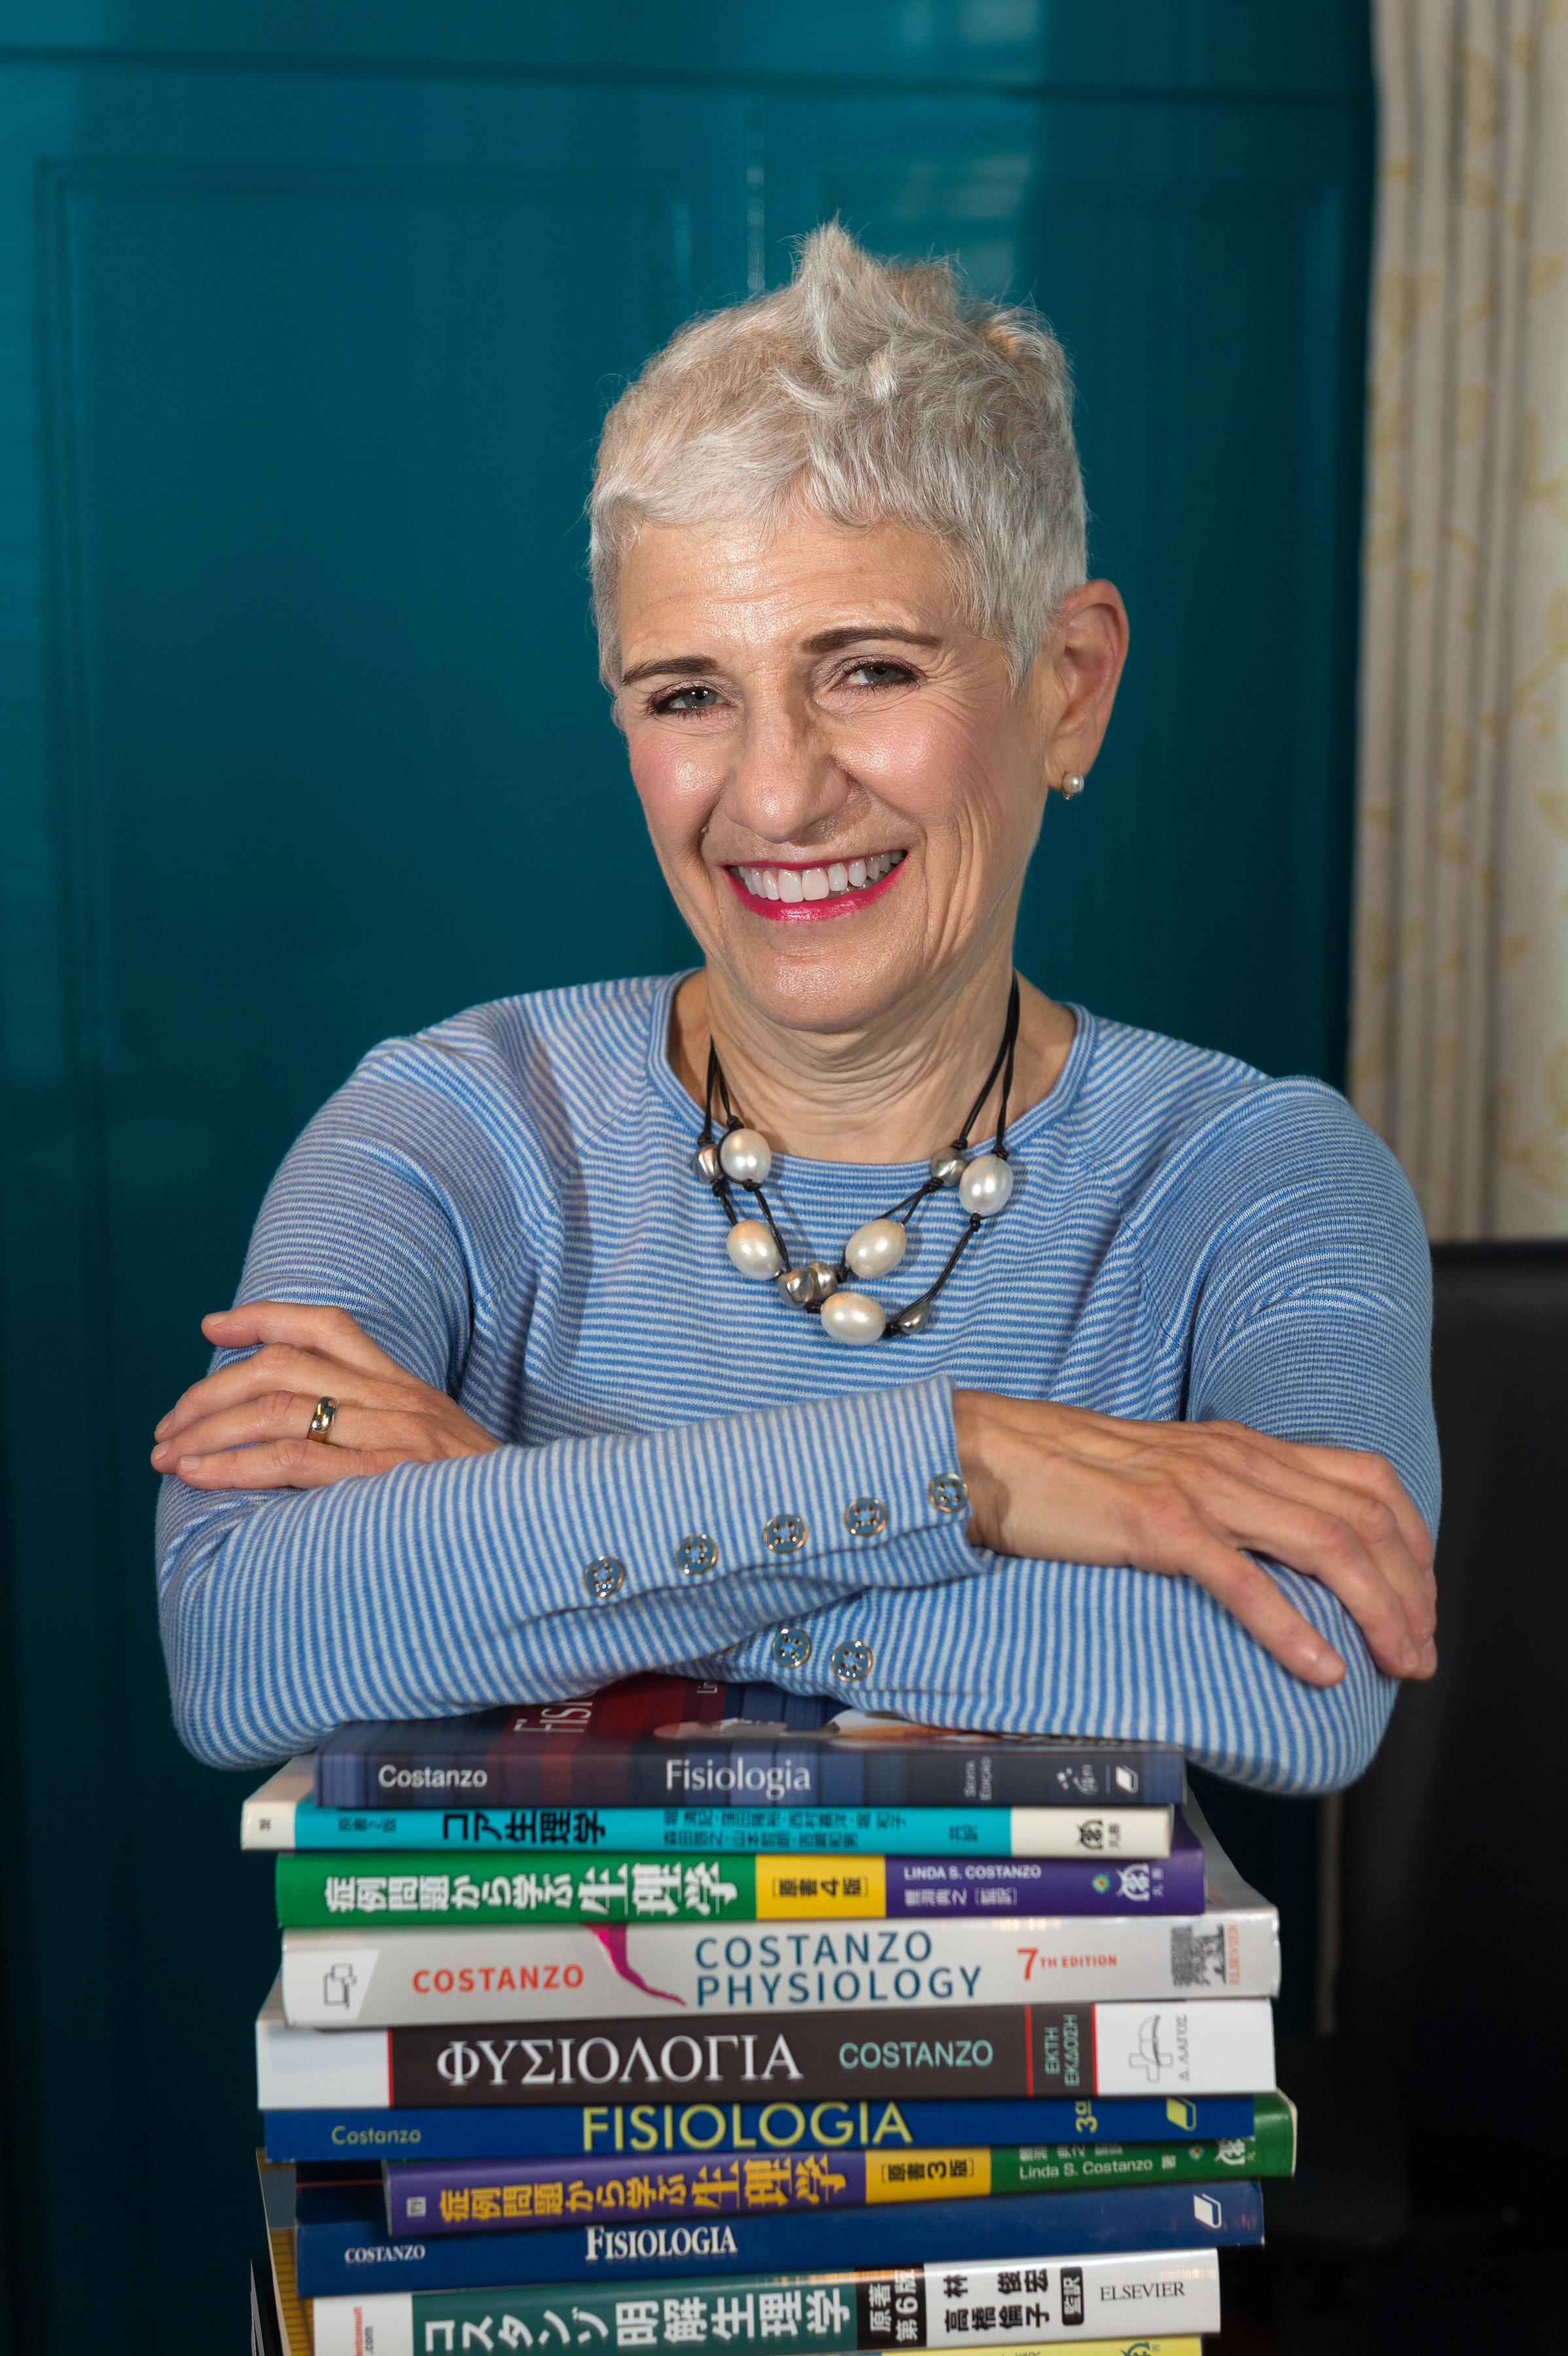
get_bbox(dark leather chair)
[1258,1240,1567,2254]
[1336,1238,1568,2190]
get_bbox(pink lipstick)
[724,854,908,923]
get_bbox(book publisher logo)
[323,1962,357,2010]
[1059,2266,1084,2325]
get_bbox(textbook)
[311,2257,1221,2356]
[278,1890,1277,2027]
[313,1678,1186,1812]
[383,2105,1296,2234]
[246,1760,1174,1861]
[256,1983,1277,2108]
[295,2169,1262,2296]
[264,2091,1266,2163]
[276,1825,1205,1928]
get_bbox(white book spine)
[310,2253,1222,2356]
[241,1758,313,1849]
[279,1906,1278,2028]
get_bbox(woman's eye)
[654,684,725,714]
[844,661,916,689]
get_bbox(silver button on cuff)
[675,1532,720,1577]
[830,1637,874,1681]
[583,1556,626,1601]
[928,1473,969,1514]
[762,1511,808,1555]
[843,1496,888,1539]
[772,1624,813,1668]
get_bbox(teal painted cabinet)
[0,8,1370,2346]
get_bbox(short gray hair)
[590,222,1087,687]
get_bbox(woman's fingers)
[155,1344,357,1443]
[1188,1441,1434,1664]
[1205,1423,1435,1576]
[1178,1533,1348,1687]
[169,1437,410,1491]
[1206,1485,1430,1677]
[200,1300,405,1378]
[152,1394,442,1471]
[152,1303,500,1490]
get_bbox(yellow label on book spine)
[864,2145,991,2200]
[753,1855,887,1916]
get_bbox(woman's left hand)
[151,1302,500,1489]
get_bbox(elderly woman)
[153,226,1436,1793]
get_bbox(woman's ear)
[1034,580,1130,791]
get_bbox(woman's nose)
[724,705,851,846]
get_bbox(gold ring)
[307,1396,339,1442]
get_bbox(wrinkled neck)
[669,952,1073,1165]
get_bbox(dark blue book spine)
[293,2179,1264,2297]
[268,2093,1258,2164]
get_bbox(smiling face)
[614,512,1064,1037]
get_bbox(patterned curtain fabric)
[1351,1,1568,1235]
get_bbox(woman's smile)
[726,848,908,919]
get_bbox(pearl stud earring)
[1062,773,1086,798]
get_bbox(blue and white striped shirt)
[156,974,1436,1793]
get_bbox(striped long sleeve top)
[156,974,1437,1793]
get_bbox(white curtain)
[1351,1,1568,1236]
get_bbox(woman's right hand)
[952,1390,1436,1688]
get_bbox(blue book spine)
[285,1806,1099,1854]
[294,2179,1264,2298]
[267,2094,1257,2165]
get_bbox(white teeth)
[738,852,904,901]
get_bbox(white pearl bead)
[726,1220,782,1279]
[720,1127,773,1185]
[958,1152,1014,1217]
[819,1290,887,1346]
[844,1218,907,1279]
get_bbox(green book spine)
[985,2103,1292,2195]
[276,1851,774,1927]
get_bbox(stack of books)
[245,1677,1296,2355]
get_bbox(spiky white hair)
[589,221,1087,687]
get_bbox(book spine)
[312,2279,1208,2356]
[263,2090,1266,2162]
[279,1906,1277,2027]
[385,2127,1291,2237]
[321,1743,1186,1812]
[261,1803,1175,1857]
[297,2179,1258,2298]
[257,1999,1275,2110]
[277,1846,1202,1927]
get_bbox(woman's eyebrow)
[620,653,720,687]
[801,626,942,654]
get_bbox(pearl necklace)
[692,976,1020,1346]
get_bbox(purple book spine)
[883,1813,1205,1918]
[388,2150,870,2237]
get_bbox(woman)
[153,226,1436,1793]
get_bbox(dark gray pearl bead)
[691,1141,724,1185]
[892,1298,935,1334]
[929,1147,965,1188]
